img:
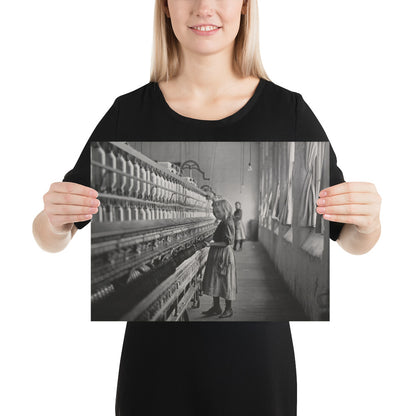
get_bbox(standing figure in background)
[233,201,246,251]
[202,199,237,318]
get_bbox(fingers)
[47,204,99,215]
[43,181,100,229]
[319,213,380,234]
[317,181,382,234]
[319,213,368,226]
[44,192,100,208]
[317,192,381,206]
[319,182,377,197]
[316,204,373,216]
[49,181,99,198]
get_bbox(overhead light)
[248,143,253,171]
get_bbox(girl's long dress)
[202,218,237,300]
[233,208,246,240]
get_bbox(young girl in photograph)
[202,199,237,318]
[233,201,246,251]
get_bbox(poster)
[90,141,330,321]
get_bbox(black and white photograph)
[91,140,330,321]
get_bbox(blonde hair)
[213,199,234,221]
[150,0,270,82]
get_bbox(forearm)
[337,222,381,255]
[32,210,76,253]
[209,241,228,247]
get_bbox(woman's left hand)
[316,182,382,234]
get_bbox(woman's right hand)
[43,182,100,234]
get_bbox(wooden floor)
[187,241,308,322]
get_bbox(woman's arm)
[337,222,381,255]
[32,210,77,253]
[316,182,382,254]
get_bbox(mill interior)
[91,141,329,321]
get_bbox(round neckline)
[154,77,266,125]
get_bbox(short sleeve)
[62,97,120,229]
[295,93,346,241]
[224,219,235,246]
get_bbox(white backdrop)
[1,1,415,415]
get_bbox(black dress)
[62,77,345,416]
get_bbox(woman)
[32,1,382,414]
[233,201,246,251]
[202,199,237,318]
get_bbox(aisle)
[187,241,308,321]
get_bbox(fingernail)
[320,191,327,197]
[317,207,325,214]
[324,214,331,219]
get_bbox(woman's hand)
[43,182,100,234]
[316,182,381,234]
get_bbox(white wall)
[1,1,415,415]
